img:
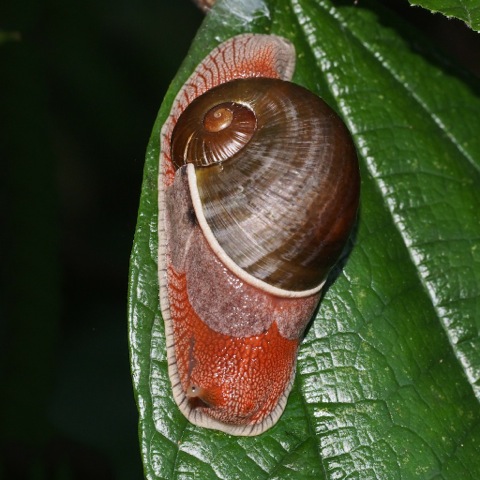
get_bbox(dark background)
[0,1,478,479]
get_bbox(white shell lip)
[187,164,325,298]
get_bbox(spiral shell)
[157,34,359,436]
[171,77,359,292]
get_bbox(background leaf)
[407,0,480,32]
[128,0,480,478]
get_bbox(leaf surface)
[128,0,480,478]
[407,0,480,31]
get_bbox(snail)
[158,34,360,436]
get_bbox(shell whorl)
[170,77,359,292]
[172,100,257,168]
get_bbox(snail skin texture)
[158,34,360,436]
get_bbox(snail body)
[158,34,359,436]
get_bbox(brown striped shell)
[170,77,359,292]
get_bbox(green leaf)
[407,0,480,32]
[128,0,480,478]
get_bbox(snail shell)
[158,34,359,436]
